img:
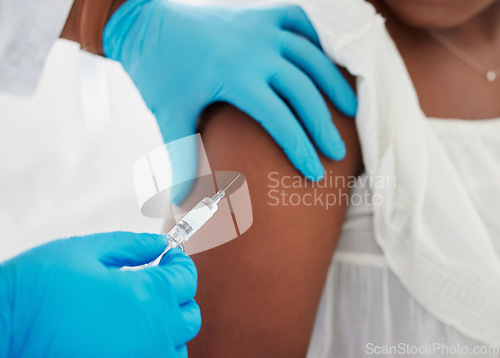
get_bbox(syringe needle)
[210,174,241,205]
[222,174,241,192]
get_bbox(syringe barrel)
[134,197,219,269]
[167,197,218,249]
[164,221,193,249]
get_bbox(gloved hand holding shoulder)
[103,0,357,189]
[62,0,357,203]
[0,232,200,358]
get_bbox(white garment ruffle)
[312,0,500,346]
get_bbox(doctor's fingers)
[150,299,201,350]
[270,60,346,161]
[265,5,321,47]
[81,231,167,267]
[149,248,198,304]
[281,32,358,118]
[156,299,201,348]
[228,81,325,180]
[175,345,188,358]
[176,300,202,344]
[119,249,197,304]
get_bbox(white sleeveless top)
[307,117,500,357]
[296,0,500,354]
[195,0,500,351]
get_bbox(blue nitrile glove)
[0,232,200,358]
[103,0,357,203]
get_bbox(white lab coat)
[0,0,74,95]
[0,1,165,260]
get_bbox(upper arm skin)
[189,92,362,357]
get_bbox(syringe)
[139,174,241,268]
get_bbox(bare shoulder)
[189,75,361,357]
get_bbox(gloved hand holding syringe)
[138,174,241,269]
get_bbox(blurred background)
[0,39,167,261]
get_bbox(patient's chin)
[381,0,497,30]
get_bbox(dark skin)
[190,95,362,357]
[379,0,500,119]
[188,1,500,356]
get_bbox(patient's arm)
[189,92,362,357]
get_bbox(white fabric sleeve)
[0,0,74,95]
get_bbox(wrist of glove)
[61,0,128,55]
